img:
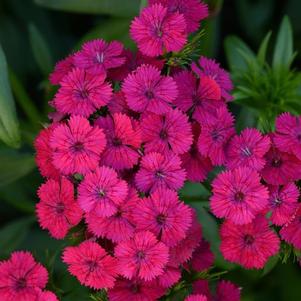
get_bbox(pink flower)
[0,251,48,301]
[49,53,75,85]
[274,112,301,160]
[95,113,141,170]
[78,166,128,217]
[107,91,133,115]
[53,68,112,117]
[141,108,192,155]
[268,183,299,226]
[261,143,301,185]
[37,177,82,239]
[130,4,187,57]
[181,123,212,182]
[115,231,169,281]
[173,71,223,123]
[132,188,192,246]
[215,280,241,301]
[192,280,210,298]
[37,290,59,301]
[185,294,208,301]
[74,39,125,75]
[62,240,118,289]
[135,152,186,193]
[149,0,208,33]
[122,64,178,114]
[108,277,166,301]
[86,188,137,242]
[226,128,270,171]
[220,215,280,269]
[34,125,60,180]
[210,167,269,225]
[157,265,181,288]
[198,107,235,166]
[192,56,233,101]
[280,205,301,249]
[190,240,214,271]
[50,116,106,175]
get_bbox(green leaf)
[262,255,279,277]
[179,182,210,202]
[0,149,35,187]
[28,23,53,76]
[0,44,20,148]
[224,35,256,72]
[34,0,140,17]
[272,16,293,70]
[257,31,272,65]
[0,216,35,257]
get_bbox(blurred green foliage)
[0,0,300,300]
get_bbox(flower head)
[49,53,75,85]
[37,177,82,239]
[215,280,241,301]
[115,231,169,281]
[190,240,214,271]
[50,116,106,175]
[130,4,187,57]
[62,240,118,289]
[123,64,178,114]
[37,290,59,301]
[210,167,269,225]
[78,166,128,217]
[185,294,208,301]
[220,215,280,269]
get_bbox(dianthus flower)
[198,107,235,166]
[50,116,106,175]
[157,265,181,288]
[135,152,186,193]
[215,280,241,301]
[74,39,125,75]
[220,215,280,269]
[132,188,192,246]
[190,240,214,271]
[185,294,208,301]
[49,53,75,85]
[0,251,48,301]
[122,64,178,114]
[192,56,233,101]
[78,166,128,217]
[95,113,141,170]
[149,0,208,33]
[53,68,112,117]
[63,240,118,289]
[37,290,59,301]
[37,177,82,239]
[115,231,169,281]
[268,183,299,226]
[210,167,269,225]
[225,128,270,171]
[130,4,187,57]
[141,108,192,155]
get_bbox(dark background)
[0,0,300,300]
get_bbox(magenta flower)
[132,188,192,246]
[122,64,178,114]
[185,294,208,301]
[50,116,106,175]
[141,108,192,155]
[216,280,241,301]
[0,252,48,301]
[49,53,75,85]
[157,265,181,288]
[135,152,186,193]
[190,240,214,271]
[37,177,82,239]
[115,231,169,281]
[95,113,142,170]
[130,4,187,57]
[74,39,125,75]
[62,240,118,289]
[268,183,299,226]
[192,56,233,101]
[53,68,112,117]
[226,128,271,171]
[37,290,59,301]
[78,166,128,217]
[211,167,269,225]
[220,215,280,269]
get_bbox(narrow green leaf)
[0,216,35,257]
[257,31,272,65]
[0,44,20,148]
[224,35,256,72]
[140,0,148,11]
[0,149,35,187]
[34,0,140,17]
[28,23,53,76]
[272,16,293,70]
[262,255,279,277]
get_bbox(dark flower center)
[15,277,27,291]
[234,191,245,202]
[136,251,146,261]
[244,234,255,245]
[98,189,106,198]
[131,283,140,294]
[145,90,154,99]
[241,147,252,157]
[95,52,104,63]
[159,129,168,140]
[56,202,65,214]
[112,137,122,146]
[73,141,84,151]
[156,214,166,225]
[155,170,165,178]
[271,157,282,168]
[273,197,282,207]
[86,260,98,272]
[211,129,222,141]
